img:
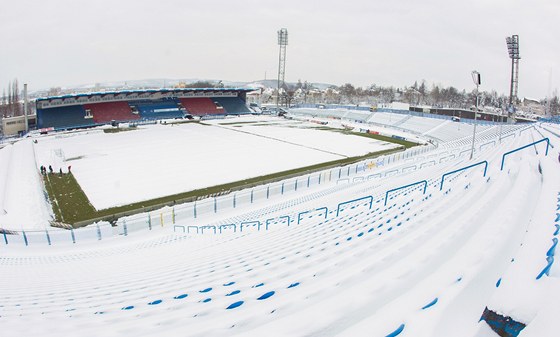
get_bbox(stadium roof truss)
[36,88,257,109]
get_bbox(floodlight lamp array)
[505,35,520,59]
[278,28,288,46]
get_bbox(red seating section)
[179,98,224,116]
[83,102,139,124]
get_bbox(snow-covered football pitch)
[33,116,400,210]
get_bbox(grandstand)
[36,88,254,130]
[1,112,559,337]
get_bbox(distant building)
[521,97,545,116]
[377,102,410,111]
[1,114,36,136]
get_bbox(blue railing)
[240,221,262,232]
[386,323,405,337]
[336,196,373,216]
[385,180,427,206]
[536,256,554,280]
[297,207,328,224]
[500,132,515,141]
[519,125,536,135]
[480,140,496,150]
[440,161,488,191]
[266,216,291,230]
[420,160,436,168]
[219,224,237,233]
[501,138,550,170]
[537,193,560,280]
[459,149,471,157]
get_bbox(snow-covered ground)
[1,115,559,337]
[0,139,53,230]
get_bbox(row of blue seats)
[133,101,184,120]
[213,97,251,114]
[37,105,95,130]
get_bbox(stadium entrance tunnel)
[480,307,526,337]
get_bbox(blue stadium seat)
[37,105,95,130]
[212,97,251,114]
[131,100,184,120]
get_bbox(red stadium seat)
[84,102,140,124]
[179,98,224,116]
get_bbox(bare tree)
[550,89,560,115]
[12,79,21,116]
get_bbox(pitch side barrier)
[179,139,550,236]
[1,223,112,246]
[0,149,488,245]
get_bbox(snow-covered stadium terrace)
[289,107,501,144]
[1,111,560,337]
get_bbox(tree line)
[0,79,25,118]
[288,80,560,115]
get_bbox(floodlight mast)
[23,83,29,133]
[505,35,520,118]
[470,71,481,160]
[277,28,288,113]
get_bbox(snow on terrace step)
[479,151,560,336]
[0,151,514,336]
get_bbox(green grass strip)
[103,126,138,133]
[44,172,97,224]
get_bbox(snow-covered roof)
[36,87,257,102]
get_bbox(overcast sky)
[0,0,558,98]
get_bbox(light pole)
[470,71,481,160]
[277,28,288,113]
[499,114,503,143]
[505,35,520,119]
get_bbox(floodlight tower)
[505,35,520,117]
[277,28,288,111]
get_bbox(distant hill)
[32,78,338,96]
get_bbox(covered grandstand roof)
[35,87,257,109]
[36,87,256,103]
